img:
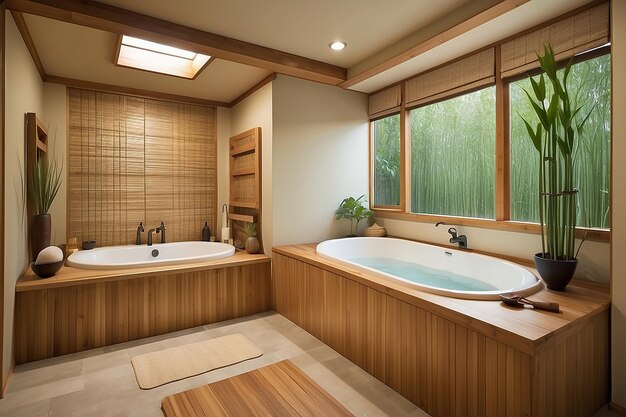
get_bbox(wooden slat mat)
[161,360,354,417]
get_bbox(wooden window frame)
[369,109,405,211]
[370,46,611,243]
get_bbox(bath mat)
[131,334,263,389]
[161,360,354,417]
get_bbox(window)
[509,54,611,228]
[409,87,496,218]
[116,35,212,79]
[367,2,610,241]
[372,114,401,206]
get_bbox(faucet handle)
[138,222,144,231]
[160,221,166,230]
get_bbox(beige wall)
[611,0,626,408]
[42,83,66,246]
[3,13,43,380]
[229,82,273,254]
[272,75,369,245]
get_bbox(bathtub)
[67,241,235,270]
[316,237,542,300]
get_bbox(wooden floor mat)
[131,334,262,389]
[161,360,354,416]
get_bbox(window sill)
[373,210,610,243]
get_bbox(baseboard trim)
[610,402,626,417]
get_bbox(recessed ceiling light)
[329,41,347,51]
[116,35,212,79]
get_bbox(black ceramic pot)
[534,253,578,291]
[31,214,51,260]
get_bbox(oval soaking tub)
[316,237,541,300]
[67,241,235,270]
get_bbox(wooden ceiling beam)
[45,75,230,107]
[10,10,46,79]
[340,0,531,89]
[4,0,347,85]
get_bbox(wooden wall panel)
[14,262,270,364]
[68,88,217,247]
[272,252,607,417]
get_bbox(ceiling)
[13,0,596,104]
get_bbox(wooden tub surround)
[15,251,271,364]
[272,244,610,417]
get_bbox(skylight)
[116,35,212,79]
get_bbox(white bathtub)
[67,241,235,270]
[316,237,542,300]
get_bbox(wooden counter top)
[273,244,610,355]
[17,250,271,292]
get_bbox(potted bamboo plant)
[335,195,373,237]
[521,45,592,291]
[29,154,63,260]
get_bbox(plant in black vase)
[29,153,63,260]
[520,45,593,291]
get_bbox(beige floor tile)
[0,398,51,417]
[7,359,83,393]
[0,376,83,412]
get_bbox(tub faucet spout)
[158,222,166,243]
[136,222,144,245]
[147,228,157,246]
[447,227,468,249]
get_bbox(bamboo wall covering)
[272,246,609,417]
[14,260,271,364]
[68,88,217,246]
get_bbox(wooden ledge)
[16,250,270,292]
[273,243,610,355]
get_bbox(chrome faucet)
[135,222,144,245]
[447,227,468,249]
[147,222,167,246]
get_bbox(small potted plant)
[244,222,260,254]
[29,154,63,260]
[521,45,592,291]
[334,195,373,237]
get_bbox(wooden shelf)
[36,138,48,153]
[229,127,262,251]
[228,213,256,223]
[231,167,255,176]
[229,200,257,209]
[230,142,256,156]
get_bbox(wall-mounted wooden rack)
[228,127,261,249]
[26,112,49,261]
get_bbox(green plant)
[245,222,257,237]
[335,195,373,236]
[520,45,593,260]
[29,154,63,215]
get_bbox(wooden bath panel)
[14,254,271,364]
[272,244,610,417]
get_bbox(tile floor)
[0,312,619,417]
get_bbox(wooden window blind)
[68,88,217,247]
[405,48,495,108]
[500,2,609,78]
[368,84,402,119]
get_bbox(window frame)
[369,110,406,212]
[369,45,611,243]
